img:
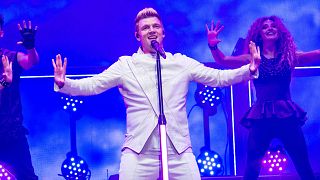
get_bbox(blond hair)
[135,8,162,33]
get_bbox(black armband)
[208,43,218,50]
[0,78,10,87]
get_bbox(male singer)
[52,8,260,180]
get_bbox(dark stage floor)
[201,173,320,180]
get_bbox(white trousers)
[119,150,201,180]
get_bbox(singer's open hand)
[248,41,261,73]
[52,54,67,88]
[206,20,224,47]
[2,55,13,83]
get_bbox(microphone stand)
[156,52,169,180]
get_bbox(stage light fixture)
[60,153,91,180]
[61,96,83,112]
[0,163,15,180]
[195,84,222,115]
[58,95,90,179]
[261,145,288,174]
[196,148,224,176]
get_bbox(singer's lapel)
[124,52,181,131]
[125,55,160,117]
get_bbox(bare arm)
[296,49,320,66]
[17,49,39,70]
[206,20,250,68]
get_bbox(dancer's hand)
[206,20,224,48]
[1,55,13,85]
[17,20,38,49]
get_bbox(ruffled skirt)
[241,100,307,128]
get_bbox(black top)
[241,54,307,128]
[0,48,25,134]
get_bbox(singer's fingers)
[52,59,57,69]
[63,57,68,71]
[56,54,62,67]
[28,20,32,29]
[34,25,38,31]
[23,20,27,29]
[17,23,22,31]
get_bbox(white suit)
[55,48,255,179]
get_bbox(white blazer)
[56,49,255,154]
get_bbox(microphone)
[151,40,166,59]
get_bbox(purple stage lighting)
[261,145,288,174]
[0,163,16,180]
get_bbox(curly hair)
[245,16,297,68]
